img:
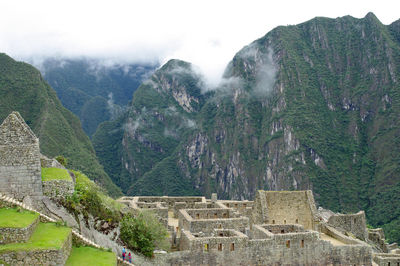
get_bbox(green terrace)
[0,208,38,228]
[41,167,72,181]
[66,246,117,266]
[0,223,71,254]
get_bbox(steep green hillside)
[93,59,206,194]
[94,13,400,242]
[41,58,156,136]
[0,53,121,197]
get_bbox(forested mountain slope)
[41,58,156,136]
[0,53,122,196]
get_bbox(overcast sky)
[0,0,399,84]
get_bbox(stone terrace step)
[0,193,136,265]
[0,207,40,244]
[0,222,72,265]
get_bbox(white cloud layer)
[0,0,398,85]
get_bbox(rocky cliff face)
[94,13,400,242]
[93,60,206,194]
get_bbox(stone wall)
[328,211,368,240]
[260,224,306,234]
[178,209,249,234]
[0,112,42,201]
[321,224,366,245]
[259,190,317,230]
[179,229,248,252]
[369,228,391,253]
[373,253,400,265]
[42,179,74,199]
[169,228,372,265]
[0,231,72,265]
[135,196,206,208]
[185,208,239,220]
[0,215,39,244]
[219,200,253,218]
[40,155,65,169]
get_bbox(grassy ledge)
[65,246,116,266]
[0,208,39,228]
[42,167,72,181]
[0,223,71,253]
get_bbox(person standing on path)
[128,252,132,263]
[122,246,126,261]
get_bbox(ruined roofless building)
[0,111,43,200]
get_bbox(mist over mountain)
[0,53,122,196]
[38,58,157,136]
[93,13,400,243]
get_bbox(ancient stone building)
[119,191,400,265]
[0,112,42,200]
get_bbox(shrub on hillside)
[61,170,122,223]
[120,211,169,257]
[55,155,68,167]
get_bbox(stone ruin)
[0,111,73,202]
[1,111,399,265]
[119,191,400,265]
[0,111,42,201]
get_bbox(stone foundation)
[42,179,74,199]
[0,231,72,266]
[0,215,39,244]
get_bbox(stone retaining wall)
[0,231,72,266]
[42,179,74,199]
[179,209,250,234]
[328,211,368,240]
[0,215,39,244]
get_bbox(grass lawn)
[0,208,39,228]
[0,223,71,254]
[65,246,116,266]
[42,167,72,181]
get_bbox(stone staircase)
[0,193,135,266]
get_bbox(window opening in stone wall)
[301,239,304,248]
[244,204,247,207]
[284,220,286,224]
[223,213,227,218]
[230,243,235,251]
[196,213,200,219]
[204,243,209,252]
[218,243,222,251]
[272,220,275,224]
[235,204,238,208]
[296,218,299,223]
[214,213,218,218]
[286,240,290,248]
[219,233,223,237]
[281,230,284,234]
[226,203,229,207]
[219,224,222,229]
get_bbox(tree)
[120,211,168,257]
